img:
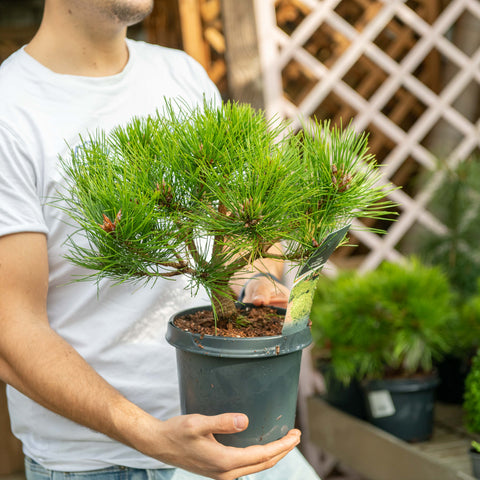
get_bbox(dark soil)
[174,305,285,337]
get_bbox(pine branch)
[131,268,195,279]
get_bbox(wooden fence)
[255,0,480,273]
[146,0,480,274]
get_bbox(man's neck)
[25,4,129,77]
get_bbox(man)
[0,1,320,480]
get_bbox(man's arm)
[0,232,300,480]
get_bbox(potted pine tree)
[57,100,391,447]
[311,259,455,441]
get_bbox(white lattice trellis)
[255,0,480,273]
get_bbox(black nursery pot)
[362,374,440,443]
[166,305,312,447]
[470,448,480,479]
[317,361,367,420]
[435,354,470,404]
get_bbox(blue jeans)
[25,448,320,480]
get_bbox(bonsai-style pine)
[58,100,391,329]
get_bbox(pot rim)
[166,304,312,358]
[363,374,440,393]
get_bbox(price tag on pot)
[367,390,396,418]
[282,225,350,335]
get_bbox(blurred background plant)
[405,156,480,402]
[464,348,480,433]
[417,155,480,304]
[310,258,455,385]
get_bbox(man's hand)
[139,412,301,480]
[230,243,290,308]
[241,275,289,309]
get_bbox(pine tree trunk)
[212,292,238,324]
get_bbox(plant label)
[367,390,396,418]
[282,225,350,334]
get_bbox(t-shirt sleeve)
[178,50,223,106]
[0,122,48,237]
[193,63,223,105]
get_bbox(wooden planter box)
[307,396,476,480]
[0,381,24,474]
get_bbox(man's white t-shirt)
[0,39,220,471]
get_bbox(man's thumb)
[206,413,249,435]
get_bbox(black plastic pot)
[435,354,471,404]
[362,374,440,442]
[317,361,367,419]
[166,305,312,447]
[471,448,480,479]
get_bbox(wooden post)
[0,381,24,474]
[220,0,264,108]
[178,0,209,69]
[144,0,183,50]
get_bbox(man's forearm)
[0,313,153,450]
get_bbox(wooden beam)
[220,0,264,108]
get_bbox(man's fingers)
[252,294,288,308]
[243,277,289,307]
[225,429,301,479]
[227,448,293,480]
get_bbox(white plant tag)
[282,225,350,335]
[367,390,395,418]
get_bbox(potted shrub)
[57,100,391,447]
[464,349,480,478]
[311,258,455,441]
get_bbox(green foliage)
[57,100,393,321]
[418,156,480,301]
[407,157,480,358]
[446,278,480,354]
[472,441,480,453]
[311,259,455,383]
[464,349,480,433]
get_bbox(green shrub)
[455,280,480,353]
[464,349,480,433]
[416,156,480,301]
[311,258,455,383]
